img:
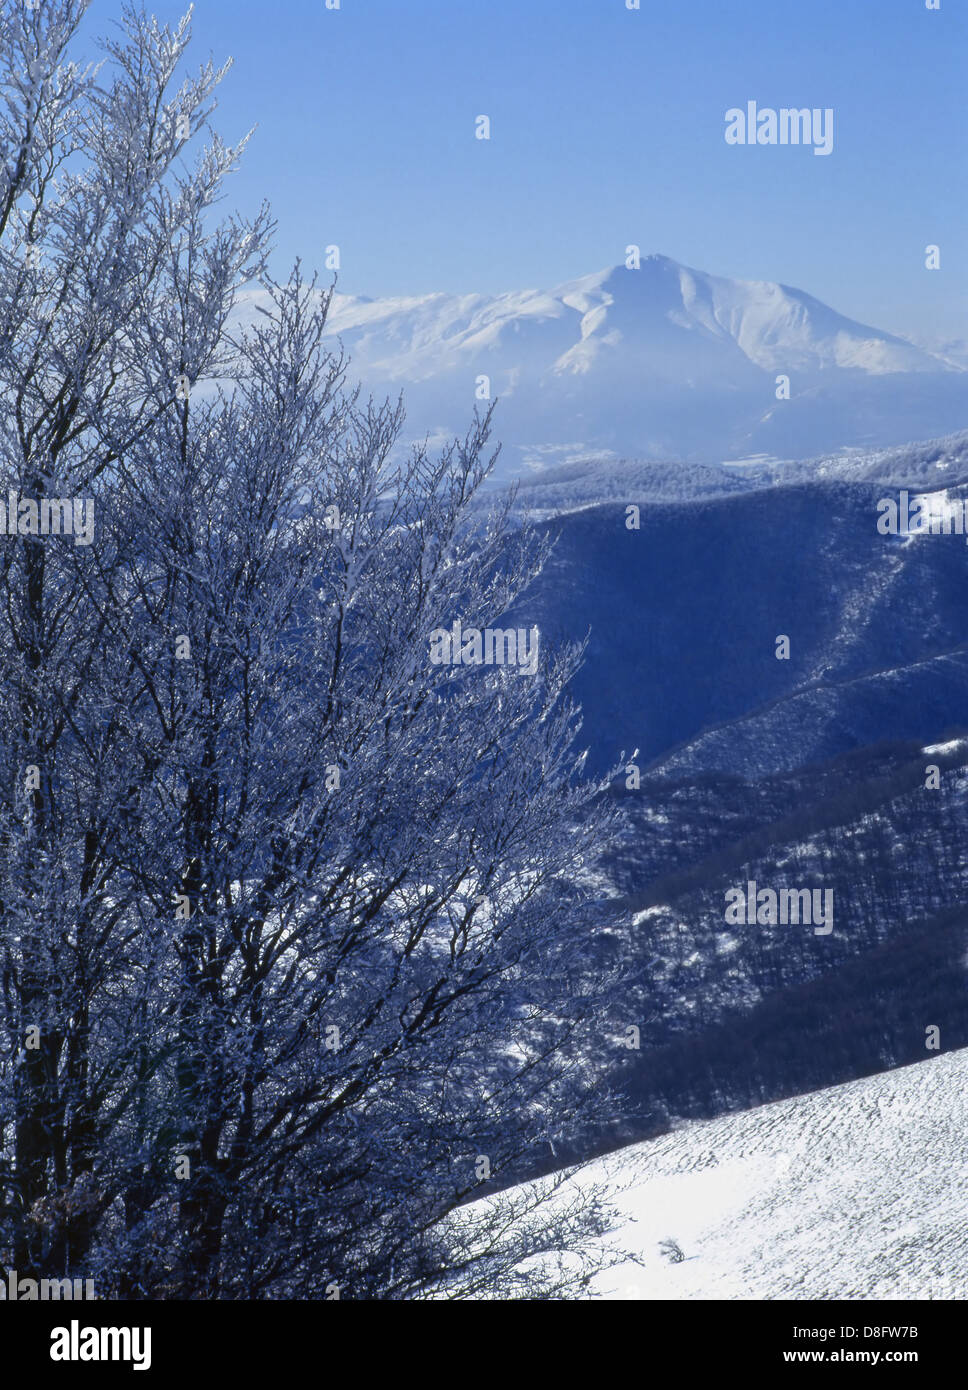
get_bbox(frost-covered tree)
[0,1,626,1299]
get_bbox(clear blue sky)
[104,0,968,341]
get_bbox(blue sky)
[116,0,967,341]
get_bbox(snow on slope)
[514,1050,968,1299]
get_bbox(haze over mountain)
[315,256,968,475]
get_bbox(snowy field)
[536,1050,968,1299]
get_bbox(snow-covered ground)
[539,1050,968,1299]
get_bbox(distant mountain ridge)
[326,256,947,378]
[291,255,968,473]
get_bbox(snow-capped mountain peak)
[324,255,949,382]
